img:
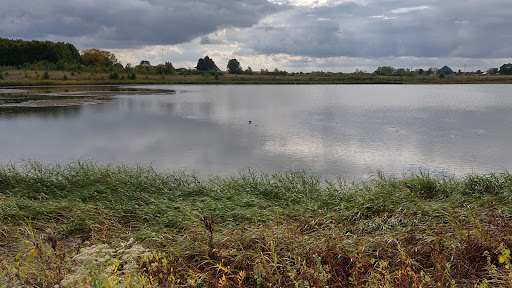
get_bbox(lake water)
[1,84,511,180]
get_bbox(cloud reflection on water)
[1,84,511,181]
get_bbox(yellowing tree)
[80,49,118,67]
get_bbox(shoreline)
[2,69,512,86]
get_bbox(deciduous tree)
[486,68,499,75]
[196,56,219,71]
[0,38,80,66]
[499,63,512,75]
[227,59,242,74]
[80,49,118,67]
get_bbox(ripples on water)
[1,84,511,181]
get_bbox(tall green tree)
[499,63,512,75]
[0,38,80,66]
[155,62,176,75]
[227,59,242,74]
[374,66,395,76]
[196,56,219,71]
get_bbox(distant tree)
[416,68,424,75]
[439,66,454,75]
[125,63,133,73]
[245,66,253,75]
[487,68,499,75]
[272,68,288,76]
[374,66,395,76]
[426,67,438,76]
[196,56,219,71]
[475,70,482,75]
[113,63,124,70]
[396,68,407,76]
[227,59,242,74]
[155,62,176,75]
[109,71,119,79]
[0,38,80,66]
[499,63,512,75]
[196,58,206,71]
[80,49,118,67]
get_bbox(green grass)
[1,161,512,287]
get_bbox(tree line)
[2,38,512,76]
[374,64,512,76]
[0,38,80,67]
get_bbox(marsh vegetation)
[1,162,511,287]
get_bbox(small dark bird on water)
[248,121,252,124]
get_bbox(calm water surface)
[1,85,511,180]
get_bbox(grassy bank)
[1,162,512,287]
[2,69,512,86]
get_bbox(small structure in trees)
[140,60,151,67]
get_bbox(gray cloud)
[0,0,283,49]
[228,0,512,59]
[2,0,511,71]
[200,36,226,45]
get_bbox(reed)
[1,161,511,287]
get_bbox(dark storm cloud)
[228,0,512,59]
[0,0,283,49]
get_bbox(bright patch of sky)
[391,5,430,14]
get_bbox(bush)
[109,72,119,80]
[43,71,50,80]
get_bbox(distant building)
[140,60,151,66]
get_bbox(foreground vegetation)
[1,162,512,287]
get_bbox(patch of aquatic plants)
[1,161,512,287]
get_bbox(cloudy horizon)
[1,0,511,72]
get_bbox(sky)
[1,0,512,73]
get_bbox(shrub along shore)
[0,162,511,287]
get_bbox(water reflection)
[0,105,81,119]
[1,84,511,180]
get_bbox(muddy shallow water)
[0,85,174,107]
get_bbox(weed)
[1,162,512,286]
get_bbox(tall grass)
[1,162,511,287]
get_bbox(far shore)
[2,69,512,86]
